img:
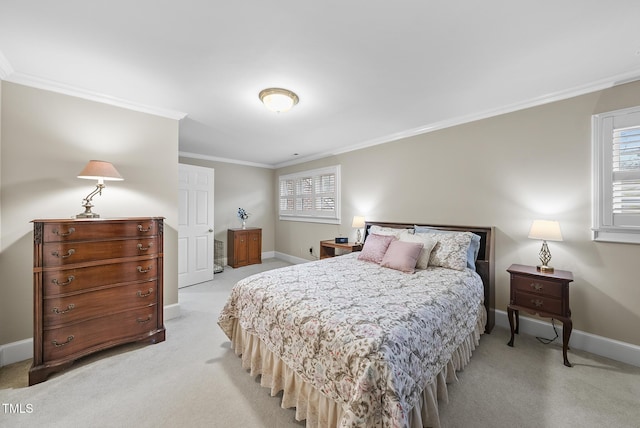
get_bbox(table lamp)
[528,220,563,273]
[352,216,365,244]
[76,160,123,218]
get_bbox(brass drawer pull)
[137,243,153,251]
[530,282,544,291]
[137,224,153,232]
[52,227,75,237]
[137,265,153,273]
[137,288,154,298]
[52,304,75,314]
[52,335,74,347]
[531,299,544,308]
[52,249,75,259]
[52,275,75,286]
[136,315,152,324]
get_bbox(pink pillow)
[380,240,424,273]
[358,234,396,264]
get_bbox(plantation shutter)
[593,107,640,243]
[279,165,341,224]
[612,126,640,226]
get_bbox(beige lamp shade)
[528,220,563,241]
[77,160,124,182]
[351,216,366,228]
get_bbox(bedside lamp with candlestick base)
[76,160,124,218]
[528,220,563,273]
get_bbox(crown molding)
[4,70,187,121]
[275,68,640,169]
[178,151,275,169]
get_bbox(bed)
[218,222,494,428]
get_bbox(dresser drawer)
[44,281,158,327]
[513,291,563,316]
[43,220,158,242]
[43,306,159,362]
[511,274,562,298]
[43,238,158,267]
[43,259,157,296]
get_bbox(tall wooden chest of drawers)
[29,217,166,385]
[227,228,262,268]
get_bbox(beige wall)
[178,157,275,259]
[3,78,639,351]
[276,80,640,347]
[0,82,179,345]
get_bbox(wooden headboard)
[364,221,495,333]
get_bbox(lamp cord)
[536,318,559,345]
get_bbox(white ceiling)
[2,1,640,168]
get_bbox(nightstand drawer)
[513,291,563,316]
[512,275,562,298]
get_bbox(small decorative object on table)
[237,208,249,229]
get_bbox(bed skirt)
[227,306,486,428]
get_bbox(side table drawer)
[513,291,563,316]
[512,275,562,298]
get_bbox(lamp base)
[76,205,100,219]
[76,212,100,219]
[537,265,555,273]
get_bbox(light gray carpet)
[1,258,639,427]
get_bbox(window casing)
[592,106,640,243]
[279,165,341,224]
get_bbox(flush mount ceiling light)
[259,88,299,113]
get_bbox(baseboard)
[262,250,275,260]
[0,303,182,368]
[495,309,640,367]
[164,303,181,321]
[0,338,33,368]
[274,251,311,265]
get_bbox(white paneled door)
[178,164,214,288]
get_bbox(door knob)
[208,229,214,233]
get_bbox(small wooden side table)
[506,263,574,367]
[319,240,363,259]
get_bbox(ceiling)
[1,1,640,168]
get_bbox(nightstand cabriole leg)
[507,307,518,347]
[563,319,573,367]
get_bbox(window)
[279,165,341,224]
[592,106,640,243]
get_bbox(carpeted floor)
[1,258,639,427]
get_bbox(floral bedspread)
[218,253,484,427]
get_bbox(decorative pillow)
[380,240,424,273]
[369,225,411,238]
[414,226,481,271]
[399,233,437,270]
[415,231,472,271]
[358,233,396,264]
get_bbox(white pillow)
[400,233,437,269]
[369,225,411,238]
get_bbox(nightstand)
[506,263,574,367]
[319,240,363,259]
